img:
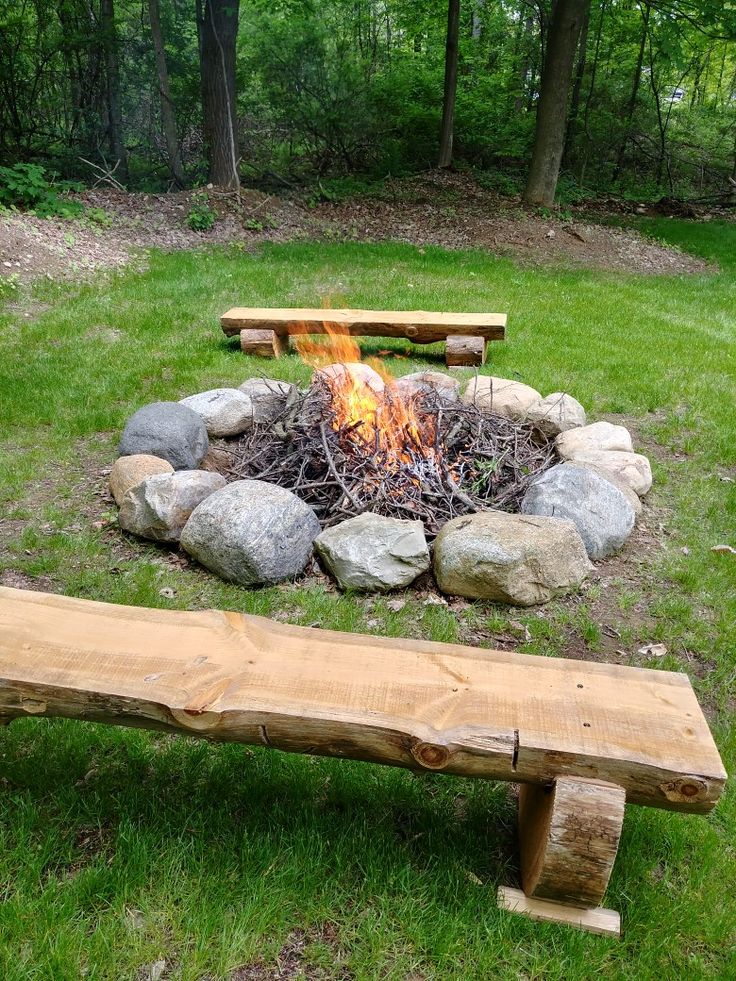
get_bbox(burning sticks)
[216,379,557,537]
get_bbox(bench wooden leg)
[498,777,625,936]
[240,328,286,358]
[445,335,486,367]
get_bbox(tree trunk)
[613,2,650,182]
[514,16,534,112]
[148,0,185,187]
[523,0,590,207]
[563,4,590,163]
[438,0,460,169]
[197,0,240,189]
[100,0,128,184]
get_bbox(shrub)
[0,163,83,218]
[187,192,215,231]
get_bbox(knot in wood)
[659,777,708,803]
[410,740,450,770]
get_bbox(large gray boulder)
[461,376,541,421]
[315,513,429,591]
[524,392,586,436]
[119,470,226,543]
[180,480,321,586]
[572,460,642,516]
[238,377,296,424]
[180,388,254,437]
[521,463,636,560]
[118,401,209,471]
[433,511,592,606]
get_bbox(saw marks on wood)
[0,587,725,811]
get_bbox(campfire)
[218,325,557,536]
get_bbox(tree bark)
[563,3,590,163]
[438,0,460,169]
[613,2,650,182]
[148,0,185,187]
[197,0,240,189]
[100,0,128,184]
[523,0,590,207]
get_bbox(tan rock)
[109,454,173,506]
[525,392,586,436]
[317,362,384,394]
[393,371,460,402]
[461,376,541,420]
[571,450,653,497]
[556,421,633,460]
[433,510,592,606]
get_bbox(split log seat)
[220,308,507,368]
[0,587,726,936]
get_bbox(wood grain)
[240,328,285,358]
[445,334,487,366]
[0,587,725,812]
[221,307,507,343]
[519,777,625,907]
[497,886,621,937]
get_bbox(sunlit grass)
[0,222,734,978]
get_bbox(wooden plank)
[221,307,507,344]
[496,886,621,938]
[0,587,726,812]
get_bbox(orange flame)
[294,321,436,465]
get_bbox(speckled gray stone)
[180,480,321,586]
[521,463,636,560]
[433,510,591,606]
[315,512,429,591]
[118,401,209,471]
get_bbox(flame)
[294,320,436,465]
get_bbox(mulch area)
[0,171,717,287]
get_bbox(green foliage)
[0,163,83,218]
[0,272,20,299]
[186,192,215,231]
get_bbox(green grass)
[0,222,735,978]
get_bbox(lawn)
[0,220,734,979]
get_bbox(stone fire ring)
[109,373,653,607]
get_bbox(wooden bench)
[0,587,726,937]
[220,308,507,368]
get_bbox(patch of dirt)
[0,171,713,287]
[227,924,351,981]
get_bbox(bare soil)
[0,172,713,287]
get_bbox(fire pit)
[110,330,652,605]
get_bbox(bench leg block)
[519,777,625,909]
[240,328,286,358]
[497,886,620,937]
[445,335,486,367]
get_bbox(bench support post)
[498,776,625,936]
[240,328,285,358]
[445,334,486,367]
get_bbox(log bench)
[220,308,507,368]
[0,587,726,937]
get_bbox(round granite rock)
[180,479,321,586]
[521,463,636,560]
[118,401,209,471]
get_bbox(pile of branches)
[218,380,557,536]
